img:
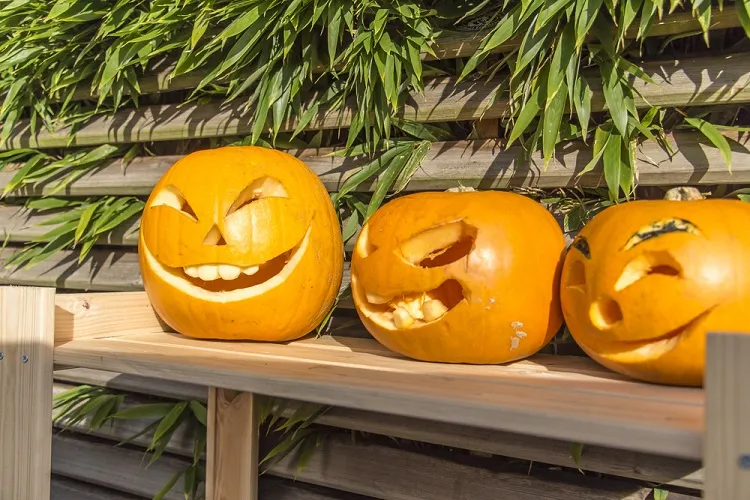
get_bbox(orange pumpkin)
[138,146,343,341]
[350,190,566,364]
[560,197,750,386]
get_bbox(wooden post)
[704,332,750,499]
[0,286,56,500]
[206,389,259,500]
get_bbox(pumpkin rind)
[138,146,343,341]
[350,190,566,364]
[560,198,750,386]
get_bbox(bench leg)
[206,388,259,500]
[0,286,56,500]
[705,332,750,499]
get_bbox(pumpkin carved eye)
[399,220,477,268]
[614,251,682,291]
[151,185,197,221]
[226,176,288,216]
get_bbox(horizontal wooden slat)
[0,205,139,246]
[52,372,703,490]
[2,131,747,199]
[51,477,144,500]
[64,8,742,102]
[50,291,704,461]
[0,247,143,291]
[5,53,750,150]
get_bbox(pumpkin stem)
[663,186,703,201]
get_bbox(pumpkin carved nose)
[203,224,227,246]
[590,297,623,330]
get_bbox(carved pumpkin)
[350,190,566,363]
[138,146,343,341]
[560,197,750,386]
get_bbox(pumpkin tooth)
[365,291,392,304]
[422,299,448,322]
[184,266,200,278]
[395,296,424,319]
[392,307,415,329]
[198,265,220,281]
[218,264,241,280]
[242,265,260,275]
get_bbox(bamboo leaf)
[600,59,629,136]
[684,116,732,172]
[603,131,623,200]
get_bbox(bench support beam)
[0,286,55,500]
[705,332,750,499]
[206,388,259,500]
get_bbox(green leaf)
[600,58,629,137]
[74,202,99,244]
[152,402,188,446]
[569,442,585,467]
[189,400,207,427]
[392,118,452,141]
[739,0,750,39]
[572,75,592,140]
[684,116,732,172]
[393,141,431,194]
[366,145,412,218]
[153,469,183,500]
[507,84,545,147]
[603,131,624,201]
[574,0,604,47]
[342,211,359,242]
[577,126,611,177]
[653,488,669,500]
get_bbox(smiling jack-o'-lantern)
[560,196,750,386]
[350,190,566,364]
[138,146,343,341]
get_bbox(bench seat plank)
[53,320,702,462]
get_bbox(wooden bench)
[1,286,747,499]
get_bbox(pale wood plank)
[1,131,746,199]
[4,54,750,149]
[52,327,703,460]
[704,332,750,500]
[206,389,259,500]
[52,375,703,490]
[0,286,56,500]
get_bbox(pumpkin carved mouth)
[356,279,466,330]
[140,225,311,302]
[600,307,714,360]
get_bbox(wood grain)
[4,53,750,149]
[704,332,750,500]
[52,319,704,460]
[206,389,259,500]
[0,286,56,500]
[2,131,746,199]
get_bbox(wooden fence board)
[51,477,146,500]
[1,131,747,199]
[4,54,750,150]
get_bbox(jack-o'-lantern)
[560,195,750,386]
[138,146,343,341]
[350,190,566,364]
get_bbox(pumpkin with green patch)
[560,194,750,386]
